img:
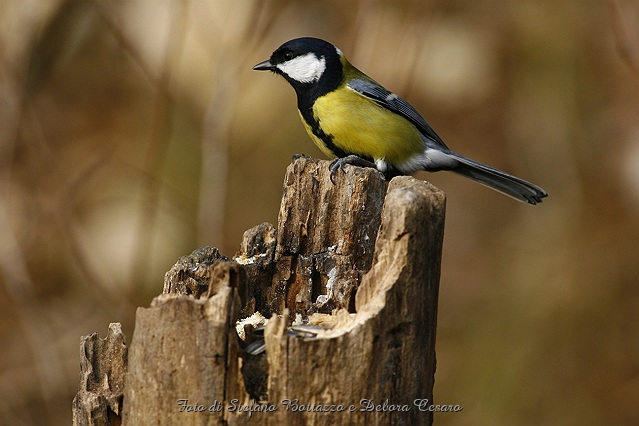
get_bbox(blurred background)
[1,0,638,424]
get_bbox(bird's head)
[253,37,344,95]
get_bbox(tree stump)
[73,157,446,425]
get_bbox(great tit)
[253,37,548,204]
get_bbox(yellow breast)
[300,86,425,165]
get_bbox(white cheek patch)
[277,53,326,83]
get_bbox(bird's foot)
[329,155,378,183]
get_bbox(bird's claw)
[329,155,378,184]
[329,158,346,184]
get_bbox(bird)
[253,37,548,204]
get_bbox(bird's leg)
[329,155,378,183]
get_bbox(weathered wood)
[72,323,128,426]
[232,157,388,319]
[77,157,446,425]
[267,157,388,317]
[122,261,242,425]
[162,246,230,298]
[235,222,277,318]
[262,175,445,425]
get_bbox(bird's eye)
[283,51,294,61]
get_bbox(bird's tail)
[448,153,548,205]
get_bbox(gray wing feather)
[347,79,449,149]
[347,80,547,204]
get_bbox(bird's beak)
[253,59,274,71]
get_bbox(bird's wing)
[347,78,449,149]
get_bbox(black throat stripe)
[297,104,350,159]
